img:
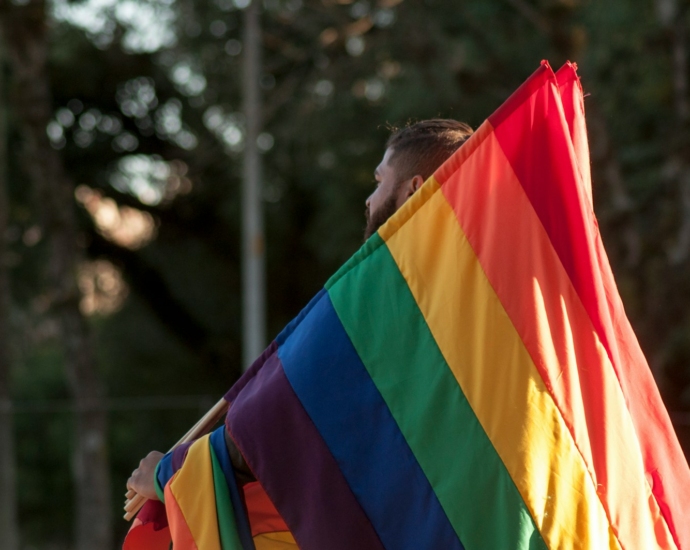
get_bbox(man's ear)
[406,175,425,197]
[397,175,426,207]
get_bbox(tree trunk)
[0,3,112,549]
[0,32,19,550]
[242,0,267,369]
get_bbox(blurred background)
[0,0,688,548]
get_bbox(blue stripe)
[156,451,175,500]
[275,288,327,347]
[278,293,464,550]
[209,427,256,550]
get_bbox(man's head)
[364,119,473,240]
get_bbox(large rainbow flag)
[125,61,690,550]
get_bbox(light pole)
[241,0,266,369]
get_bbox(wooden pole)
[122,398,229,521]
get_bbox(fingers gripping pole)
[123,398,230,521]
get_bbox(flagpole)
[122,398,228,520]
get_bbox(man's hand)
[127,451,164,501]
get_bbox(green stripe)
[325,230,387,289]
[153,460,166,503]
[209,442,244,550]
[326,234,546,550]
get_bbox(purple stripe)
[226,351,385,550]
[171,441,193,472]
[224,340,278,404]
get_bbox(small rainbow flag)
[126,61,690,550]
[124,426,295,550]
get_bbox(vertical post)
[241,0,266,369]
[0,35,19,550]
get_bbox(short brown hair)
[385,119,473,182]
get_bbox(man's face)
[364,148,408,240]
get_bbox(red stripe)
[489,62,690,549]
[558,61,690,549]
[489,64,598,335]
[122,501,171,550]
[243,481,291,537]
[590,177,690,550]
[488,60,554,129]
[555,63,593,206]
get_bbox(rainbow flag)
[124,427,258,550]
[123,425,298,549]
[125,61,690,550]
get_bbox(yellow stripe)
[169,435,222,550]
[253,531,298,550]
[384,177,619,550]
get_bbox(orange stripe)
[437,123,676,550]
[164,475,199,550]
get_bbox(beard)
[364,192,399,241]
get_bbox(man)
[127,117,473,512]
[365,119,473,240]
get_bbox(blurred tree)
[0,1,111,549]
[0,32,19,550]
